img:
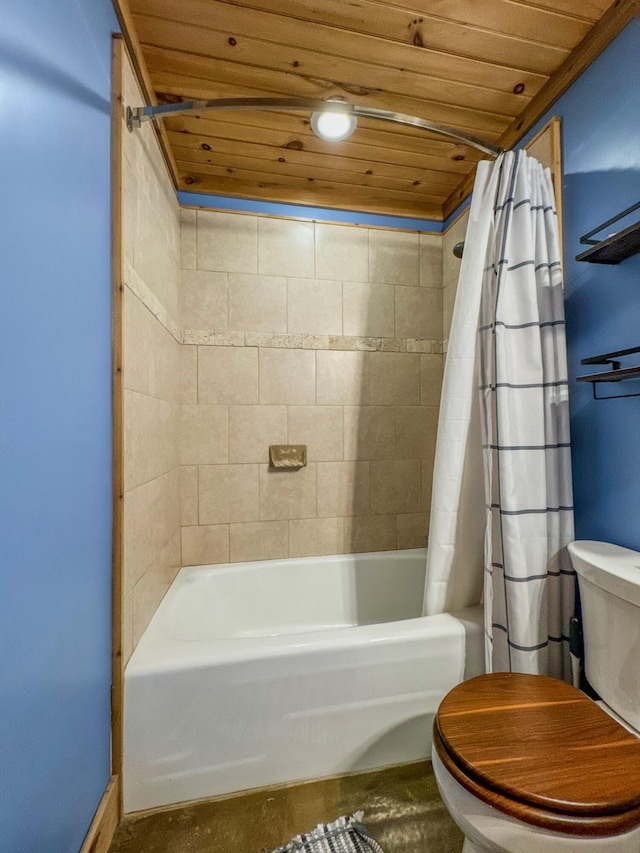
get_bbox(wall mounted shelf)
[577,346,640,399]
[576,202,640,264]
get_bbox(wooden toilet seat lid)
[435,672,640,817]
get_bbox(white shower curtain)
[423,159,501,615]
[424,150,575,681]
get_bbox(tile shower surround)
[122,86,467,660]
[178,210,448,569]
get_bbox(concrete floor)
[110,760,464,853]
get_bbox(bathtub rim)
[126,548,483,675]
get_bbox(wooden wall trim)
[443,0,640,220]
[79,777,120,853]
[524,116,564,261]
[111,34,125,810]
[111,0,180,189]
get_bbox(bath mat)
[269,812,385,853]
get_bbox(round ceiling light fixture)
[310,100,357,142]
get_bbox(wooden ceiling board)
[142,44,532,118]
[176,154,449,202]
[144,66,512,137]
[168,134,464,190]
[173,143,459,195]
[175,172,444,219]
[134,0,571,75]
[165,110,489,170]
[131,4,553,92]
[165,112,483,171]
[203,0,597,49]
[120,0,635,220]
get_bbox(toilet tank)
[568,540,640,733]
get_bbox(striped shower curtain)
[479,150,575,680]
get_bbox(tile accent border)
[183,329,444,354]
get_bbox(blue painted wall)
[178,190,444,231]
[521,20,640,550]
[0,1,117,850]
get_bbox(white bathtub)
[123,548,484,813]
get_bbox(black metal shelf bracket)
[579,203,640,246]
[576,202,640,264]
[576,346,640,400]
[589,384,640,401]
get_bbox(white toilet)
[432,540,640,852]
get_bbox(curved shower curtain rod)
[126,96,503,158]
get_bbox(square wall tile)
[124,392,179,490]
[180,208,197,269]
[199,346,259,404]
[344,406,395,461]
[369,352,420,405]
[199,464,259,524]
[316,461,370,517]
[132,566,168,650]
[342,281,395,338]
[287,278,342,336]
[315,223,368,282]
[181,269,228,330]
[180,465,199,526]
[180,405,229,465]
[197,210,257,273]
[316,351,369,405]
[229,405,287,463]
[228,273,287,333]
[123,590,134,665]
[422,457,435,513]
[229,520,289,562]
[419,233,443,288]
[258,217,315,277]
[443,280,457,341]
[181,524,229,566]
[420,354,444,406]
[122,156,137,270]
[124,288,180,402]
[259,463,317,521]
[289,517,345,558]
[134,209,181,325]
[395,286,442,340]
[288,406,343,461]
[181,345,198,405]
[396,406,439,460]
[259,348,316,405]
[123,469,180,595]
[370,459,422,514]
[397,512,429,549]
[344,515,396,553]
[369,229,419,286]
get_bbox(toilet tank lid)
[568,540,640,608]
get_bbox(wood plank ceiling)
[121,0,631,220]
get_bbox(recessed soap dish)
[269,445,307,469]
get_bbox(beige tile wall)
[179,209,445,565]
[121,55,181,663]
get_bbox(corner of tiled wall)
[121,52,182,664]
